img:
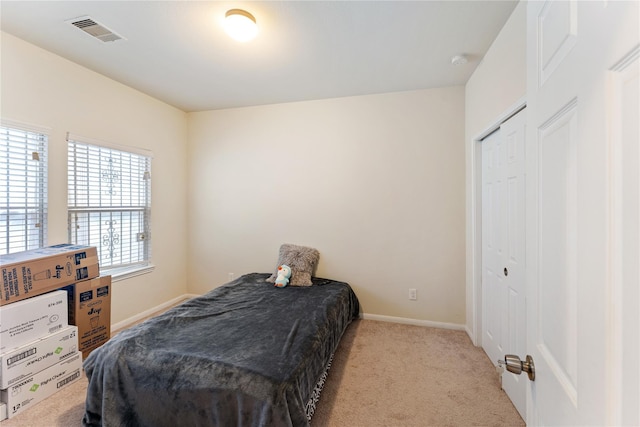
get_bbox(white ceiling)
[0,1,518,112]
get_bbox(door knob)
[498,354,535,381]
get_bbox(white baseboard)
[112,296,466,333]
[361,313,466,331]
[111,293,199,332]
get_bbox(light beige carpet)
[1,319,524,426]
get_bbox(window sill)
[101,264,155,282]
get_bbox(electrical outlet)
[409,288,417,300]
[228,273,234,281]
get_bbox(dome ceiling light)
[224,9,258,42]
[450,54,468,66]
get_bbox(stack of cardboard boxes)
[0,244,112,420]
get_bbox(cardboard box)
[63,276,111,359]
[1,244,99,306]
[0,351,82,419]
[0,325,78,388]
[0,290,68,354]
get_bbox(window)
[1,122,48,255]
[67,135,152,277]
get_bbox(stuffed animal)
[274,264,292,288]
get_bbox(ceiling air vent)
[68,16,124,42]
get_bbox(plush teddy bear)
[274,264,292,288]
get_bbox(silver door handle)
[498,354,535,381]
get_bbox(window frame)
[66,133,154,281]
[0,119,49,255]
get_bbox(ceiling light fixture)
[451,54,468,66]
[224,9,258,42]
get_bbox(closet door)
[481,108,526,418]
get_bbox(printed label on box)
[0,290,69,353]
[74,252,86,265]
[80,290,93,303]
[0,351,82,419]
[0,325,78,388]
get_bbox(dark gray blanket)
[83,273,360,427]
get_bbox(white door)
[481,108,526,418]
[525,1,639,424]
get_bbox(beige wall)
[464,1,527,337]
[188,87,466,325]
[465,0,527,138]
[0,32,189,324]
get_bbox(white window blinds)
[67,138,151,271]
[1,124,48,255]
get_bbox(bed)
[82,272,360,427]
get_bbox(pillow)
[266,244,320,287]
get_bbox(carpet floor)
[1,318,524,426]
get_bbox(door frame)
[605,45,639,425]
[468,96,526,347]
